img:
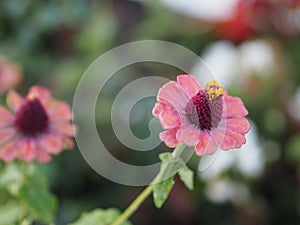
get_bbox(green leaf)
[153,177,174,208]
[178,165,194,190]
[157,153,183,182]
[152,150,194,208]
[0,200,20,225]
[0,163,57,224]
[18,165,57,224]
[152,152,184,208]
[69,208,132,225]
[158,152,172,161]
[0,163,23,196]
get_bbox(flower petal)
[195,132,218,156]
[0,128,16,144]
[214,129,246,150]
[224,96,248,118]
[157,81,189,111]
[152,102,174,117]
[176,125,200,147]
[177,75,201,98]
[0,106,14,127]
[158,109,180,129]
[52,123,75,137]
[7,90,23,112]
[0,58,22,93]
[41,134,63,154]
[152,102,163,117]
[159,127,179,148]
[0,140,17,162]
[28,86,51,104]
[227,130,246,149]
[226,117,251,134]
[47,100,72,121]
[18,138,37,162]
[36,143,52,163]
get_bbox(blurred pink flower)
[0,86,74,163]
[153,75,250,156]
[0,56,22,93]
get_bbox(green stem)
[171,142,186,158]
[111,143,186,225]
[111,184,153,225]
[19,162,30,223]
[21,161,29,184]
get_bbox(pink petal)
[177,75,201,98]
[152,103,163,117]
[214,129,246,150]
[227,130,246,149]
[176,125,200,147]
[7,90,23,112]
[226,117,251,134]
[0,140,17,162]
[209,129,226,147]
[159,109,180,129]
[152,102,174,117]
[36,143,52,163]
[62,137,74,149]
[28,86,51,104]
[224,96,248,118]
[157,81,189,111]
[0,106,14,127]
[47,100,72,121]
[41,134,63,154]
[159,127,179,148]
[220,134,237,150]
[0,128,16,144]
[18,138,37,162]
[195,132,218,156]
[52,123,75,137]
[0,59,22,93]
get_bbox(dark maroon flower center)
[14,96,49,136]
[185,90,223,130]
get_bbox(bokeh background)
[1,0,300,224]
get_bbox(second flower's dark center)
[14,95,49,136]
[185,81,223,130]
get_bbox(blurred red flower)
[215,0,255,44]
[214,0,300,43]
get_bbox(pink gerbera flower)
[152,75,250,156]
[0,86,74,163]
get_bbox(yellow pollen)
[28,94,36,101]
[205,80,224,100]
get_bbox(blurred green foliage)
[69,208,132,225]
[0,163,56,224]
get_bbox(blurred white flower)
[160,0,238,21]
[192,39,276,88]
[206,179,250,204]
[192,41,239,87]
[199,123,264,204]
[240,40,275,78]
